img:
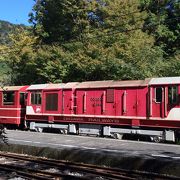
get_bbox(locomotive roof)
[26,77,180,91]
[44,83,79,90]
[27,84,49,90]
[63,82,80,89]
[75,79,149,89]
[27,82,79,90]
[149,77,180,85]
[0,86,25,91]
[44,83,65,90]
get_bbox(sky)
[0,0,35,25]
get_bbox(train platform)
[1,130,180,177]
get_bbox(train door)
[150,86,166,118]
[19,92,27,124]
[121,88,138,117]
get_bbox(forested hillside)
[0,20,26,84]
[0,20,26,45]
[0,0,179,85]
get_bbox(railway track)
[0,152,179,180]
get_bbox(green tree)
[29,0,101,43]
[4,0,172,85]
[27,0,165,82]
[1,29,38,85]
[140,0,180,56]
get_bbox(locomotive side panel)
[75,86,148,119]
[115,87,147,118]
[63,89,74,115]
[80,89,105,116]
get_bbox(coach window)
[3,91,15,105]
[168,86,178,104]
[31,91,41,105]
[155,87,162,103]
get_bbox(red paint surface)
[0,86,28,125]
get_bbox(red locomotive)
[0,77,180,142]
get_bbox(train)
[0,77,180,142]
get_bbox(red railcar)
[0,86,28,127]
[25,77,180,142]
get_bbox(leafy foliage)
[0,20,26,45]
[0,0,179,85]
[140,0,180,56]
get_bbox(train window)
[168,86,178,104]
[3,91,15,105]
[106,89,114,103]
[31,92,41,105]
[46,93,58,111]
[155,87,162,103]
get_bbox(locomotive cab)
[149,77,180,120]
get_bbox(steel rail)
[0,152,179,180]
[0,152,135,180]
[0,163,87,180]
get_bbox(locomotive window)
[155,87,162,103]
[106,89,114,103]
[168,86,178,104]
[46,93,58,111]
[3,91,15,105]
[31,92,41,105]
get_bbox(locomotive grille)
[46,93,58,111]
[106,89,114,103]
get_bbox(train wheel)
[60,129,68,134]
[150,136,161,143]
[36,127,43,133]
[113,133,123,140]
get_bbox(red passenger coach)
[25,77,180,142]
[0,86,28,127]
